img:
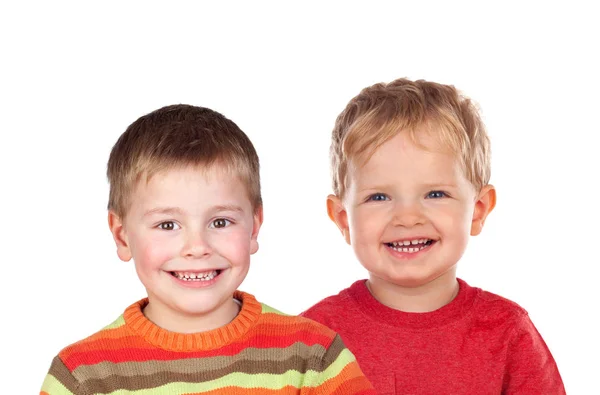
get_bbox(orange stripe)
[330,375,376,394]
[186,386,303,395]
[236,330,334,349]
[246,315,334,337]
[60,337,155,360]
[62,310,333,358]
[303,361,375,395]
[62,335,155,353]
[61,324,334,362]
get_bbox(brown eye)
[158,222,178,230]
[211,218,230,228]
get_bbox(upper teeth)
[391,239,429,247]
[173,270,218,281]
[388,239,432,253]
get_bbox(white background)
[1,1,598,393]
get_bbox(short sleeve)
[502,313,566,394]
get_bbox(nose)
[392,200,425,227]
[181,229,212,259]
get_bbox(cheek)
[131,232,178,269]
[210,229,252,263]
[349,209,385,245]
[432,204,473,240]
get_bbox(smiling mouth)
[170,270,222,282]
[385,239,435,253]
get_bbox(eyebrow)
[143,207,185,217]
[357,186,387,193]
[212,204,245,213]
[357,183,458,193]
[143,205,245,218]
[421,183,458,189]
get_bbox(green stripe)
[260,304,287,315]
[103,349,356,394]
[103,315,126,330]
[40,374,76,395]
[303,348,357,386]
[46,356,81,393]
[104,371,299,394]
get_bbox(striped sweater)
[40,291,375,394]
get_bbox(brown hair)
[331,78,491,198]
[107,104,261,217]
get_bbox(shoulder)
[56,312,130,369]
[467,281,530,329]
[259,301,339,343]
[43,313,128,393]
[258,299,363,357]
[473,284,528,314]
[465,285,566,392]
[300,281,361,324]
[257,302,375,392]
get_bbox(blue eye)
[427,191,447,199]
[158,221,180,230]
[368,193,389,202]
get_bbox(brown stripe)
[80,358,292,394]
[321,334,347,368]
[79,343,347,393]
[47,356,81,393]
[74,342,330,380]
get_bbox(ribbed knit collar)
[348,278,477,330]
[123,291,262,351]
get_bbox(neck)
[143,296,240,334]
[367,268,459,313]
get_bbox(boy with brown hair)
[40,104,375,394]
[302,78,565,394]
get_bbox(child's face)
[328,131,494,290]
[109,165,261,330]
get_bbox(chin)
[371,270,437,289]
[175,302,219,317]
[387,276,430,288]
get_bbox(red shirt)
[302,279,565,394]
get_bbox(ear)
[327,194,351,245]
[470,185,496,236]
[108,210,132,262]
[249,206,264,255]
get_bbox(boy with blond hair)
[302,78,565,394]
[40,105,375,394]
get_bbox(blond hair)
[331,78,490,198]
[107,104,261,218]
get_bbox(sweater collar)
[123,291,262,351]
[348,278,477,329]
